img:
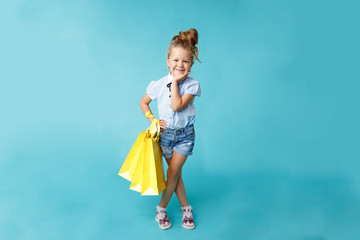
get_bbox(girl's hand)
[149,117,167,130]
[173,70,191,83]
[159,120,167,130]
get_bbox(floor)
[1,149,359,240]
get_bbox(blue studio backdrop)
[1,0,359,240]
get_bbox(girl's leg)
[165,158,189,207]
[159,151,188,208]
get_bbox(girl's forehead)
[170,47,192,57]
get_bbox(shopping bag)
[118,131,146,182]
[127,120,158,192]
[119,119,166,196]
[140,131,166,195]
[128,141,146,192]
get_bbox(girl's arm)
[170,71,195,112]
[140,94,155,124]
[170,85,195,112]
[140,93,167,129]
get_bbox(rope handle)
[145,114,160,140]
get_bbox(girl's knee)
[167,167,181,179]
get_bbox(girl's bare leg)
[165,158,189,207]
[159,151,188,208]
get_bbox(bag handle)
[154,120,160,141]
[146,119,161,140]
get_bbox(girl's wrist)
[145,111,154,118]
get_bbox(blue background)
[1,0,359,239]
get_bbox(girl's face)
[167,47,193,78]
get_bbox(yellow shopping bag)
[128,140,146,192]
[119,119,166,196]
[140,129,166,195]
[118,132,146,182]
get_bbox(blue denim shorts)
[159,124,195,159]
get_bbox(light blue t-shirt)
[146,73,201,130]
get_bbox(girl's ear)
[166,58,170,68]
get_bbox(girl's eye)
[184,61,189,63]
[174,60,178,62]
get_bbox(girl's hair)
[167,28,201,63]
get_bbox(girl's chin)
[176,70,186,74]
[172,72,183,77]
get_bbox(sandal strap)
[159,215,170,224]
[181,209,193,213]
[183,216,194,224]
[156,211,170,224]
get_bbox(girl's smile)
[167,47,193,78]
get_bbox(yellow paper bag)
[140,134,166,195]
[119,119,166,196]
[118,131,146,182]
[128,122,155,192]
[128,140,146,192]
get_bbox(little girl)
[139,28,201,230]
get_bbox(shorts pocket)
[159,130,166,137]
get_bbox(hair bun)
[179,29,198,46]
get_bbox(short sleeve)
[146,81,158,100]
[184,81,201,97]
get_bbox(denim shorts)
[159,124,195,159]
